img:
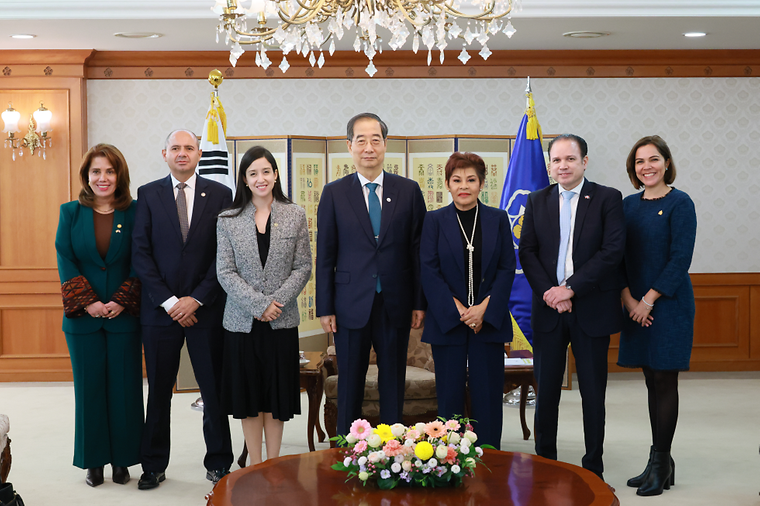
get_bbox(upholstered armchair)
[322,327,438,446]
[0,414,10,483]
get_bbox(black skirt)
[221,320,301,421]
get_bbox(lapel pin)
[115,230,121,234]
[117,224,122,228]
[584,195,590,199]
[658,210,663,215]
[201,192,206,197]
[387,197,391,202]
[274,223,279,227]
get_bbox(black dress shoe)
[112,466,130,484]
[137,471,166,490]
[86,467,104,487]
[206,468,230,484]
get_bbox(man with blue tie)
[519,134,625,480]
[132,129,233,489]
[316,113,427,436]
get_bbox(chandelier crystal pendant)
[213,0,517,75]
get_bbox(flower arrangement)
[331,417,492,489]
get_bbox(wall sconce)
[2,102,53,161]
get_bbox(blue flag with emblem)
[500,84,549,351]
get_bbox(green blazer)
[55,200,140,334]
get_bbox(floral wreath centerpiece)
[331,417,492,489]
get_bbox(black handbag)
[0,483,23,506]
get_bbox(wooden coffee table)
[208,448,619,506]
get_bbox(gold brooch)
[658,210,663,215]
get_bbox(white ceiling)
[1,0,759,53]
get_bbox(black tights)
[643,367,679,452]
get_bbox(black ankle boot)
[628,446,676,488]
[636,450,672,496]
[627,446,654,488]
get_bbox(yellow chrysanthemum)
[414,441,434,460]
[374,424,395,444]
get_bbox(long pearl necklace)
[456,204,478,307]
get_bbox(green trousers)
[65,329,144,469]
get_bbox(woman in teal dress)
[55,144,143,487]
[617,135,696,497]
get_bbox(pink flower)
[350,419,373,440]
[425,420,446,439]
[405,429,420,441]
[445,419,461,431]
[382,439,403,457]
[444,447,458,464]
[353,440,368,453]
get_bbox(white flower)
[367,433,382,448]
[460,439,471,452]
[402,460,413,471]
[476,447,483,457]
[358,471,369,481]
[464,430,478,443]
[452,464,461,474]
[394,455,405,464]
[377,450,387,460]
[448,432,461,445]
[346,433,357,444]
[391,423,407,437]
[368,452,380,463]
[466,457,476,466]
[435,445,448,459]
[343,457,352,467]
[358,456,368,466]
[415,422,427,433]
[428,458,438,468]
[391,462,402,473]
[404,439,415,447]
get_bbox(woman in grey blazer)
[217,146,311,465]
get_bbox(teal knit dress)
[617,188,697,371]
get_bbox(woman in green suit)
[55,144,143,487]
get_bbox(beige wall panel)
[0,308,67,357]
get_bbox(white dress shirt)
[161,172,200,312]
[357,171,384,211]
[558,178,585,286]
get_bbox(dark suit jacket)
[518,179,625,337]
[132,175,233,328]
[420,202,515,345]
[316,171,427,329]
[55,201,140,334]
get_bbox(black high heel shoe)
[112,466,130,484]
[85,467,104,487]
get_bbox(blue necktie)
[367,182,382,292]
[556,190,573,284]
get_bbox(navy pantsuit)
[420,202,514,449]
[316,172,426,435]
[519,179,625,478]
[132,175,233,473]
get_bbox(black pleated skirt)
[221,320,301,421]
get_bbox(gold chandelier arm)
[279,0,331,25]
[389,0,435,29]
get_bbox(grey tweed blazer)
[216,200,312,332]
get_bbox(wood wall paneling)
[0,51,89,382]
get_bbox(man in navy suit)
[519,134,625,480]
[132,129,233,489]
[316,113,427,436]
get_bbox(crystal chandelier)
[213,0,518,76]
